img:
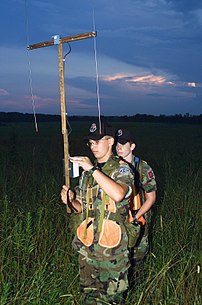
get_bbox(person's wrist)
[88,165,99,175]
[132,216,139,226]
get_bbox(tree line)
[0,112,201,124]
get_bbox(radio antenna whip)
[92,9,102,134]
[25,0,38,132]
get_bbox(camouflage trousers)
[133,222,149,260]
[128,223,149,285]
[79,251,129,305]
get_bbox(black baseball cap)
[115,128,135,144]
[84,121,115,141]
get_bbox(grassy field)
[0,121,201,304]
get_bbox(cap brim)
[83,134,104,142]
[116,138,130,145]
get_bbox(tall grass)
[0,121,201,304]
[128,160,201,305]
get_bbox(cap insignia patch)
[90,123,97,133]
[117,129,123,137]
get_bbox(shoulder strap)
[134,156,140,171]
[129,156,141,192]
[134,156,143,181]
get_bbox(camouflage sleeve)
[112,164,134,198]
[74,171,88,202]
[141,160,157,193]
[74,185,81,201]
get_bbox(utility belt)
[87,209,125,223]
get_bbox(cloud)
[165,0,202,13]
[192,9,202,26]
[0,97,32,112]
[102,72,175,86]
[187,82,196,87]
[0,89,9,96]
[29,0,56,11]
[68,99,96,109]
[102,73,134,82]
[126,75,174,86]
[1,0,202,116]
[24,94,57,105]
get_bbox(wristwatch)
[88,165,99,175]
[132,216,139,226]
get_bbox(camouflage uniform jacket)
[73,155,134,259]
[132,155,157,221]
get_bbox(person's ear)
[108,137,114,146]
[131,143,136,151]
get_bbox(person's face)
[87,136,114,162]
[116,142,135,160]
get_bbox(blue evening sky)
[0,0,202,116]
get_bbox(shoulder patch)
[148,169,154,179]
[119,167,130,174]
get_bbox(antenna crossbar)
[27,31,96,50]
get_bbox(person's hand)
[61,185,75,205]
[69,156,93,172]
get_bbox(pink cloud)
[102,73,133,81]
[127,75,173,85]
[24,95,96,112]
[102,73,175,86]
[187,82,196,87]
[68,99,96,109]
[24,95,59,109]
[0,98,32,111]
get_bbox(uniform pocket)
[77,217,94,247]
[124,220,141,248]
[98,219,122,248]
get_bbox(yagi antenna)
[27,31,96,212]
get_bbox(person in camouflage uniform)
[61,122,134,305]
[115,128,157,285]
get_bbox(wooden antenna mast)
[27,31,96,212]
